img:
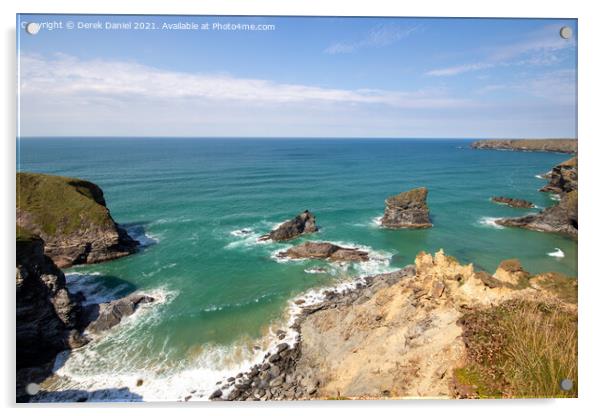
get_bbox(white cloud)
[324,23,420,54]
[19,53,469,109]
[426,23,575,77]
[476,69,576,105]
[426,62,495,77]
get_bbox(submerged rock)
[491,196,535,209]
[16,172,139,268]
[278,241,369,262]
[381,187,432,229]
[259,210,317,241]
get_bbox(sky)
[17,15,577,138]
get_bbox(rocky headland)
[16,173,154,401]
[259,210,318,241]
[491,196,535,209]
[212,250,576,400]
[495,157,578,238]
[381,187,432,229]
[17,172,139,268]
[471,139,577,153]
[277,241,369,262]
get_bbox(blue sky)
[18,15,577,138]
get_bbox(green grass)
[455,300,577,398]
[17,172,113,236]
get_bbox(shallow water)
[18,138,577,400]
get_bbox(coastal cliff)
[16,229,156,401]
[16,230,87,399]
[471,139,577,153]
[17,172,138,268]
[213,250,576,400]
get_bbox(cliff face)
[17,173,138,268]
[471,139,577,153]
[16,233,87,372]
[16,231,155,401]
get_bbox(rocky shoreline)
[495,157,578,238]
[208,266,416,401]
[211,250,576,400]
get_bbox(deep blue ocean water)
[17,138,577,400]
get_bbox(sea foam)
[477,217,505,229]
[547,248,565,258]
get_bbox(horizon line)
[17,136,578,140]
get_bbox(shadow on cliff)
[120,221,158,250]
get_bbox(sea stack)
[381,187,432,229]
[259,210,318,241]
[16,172,139,268]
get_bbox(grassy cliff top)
[386,187,428,207]
[17,172,113,236]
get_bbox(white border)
[2,1,601,415]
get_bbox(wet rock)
[84,294,155,333]
[209,389,223,400]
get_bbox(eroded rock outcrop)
[540,157,578,194]
[17,172,138,268]
[381,187,432,229]
[259,211,317,241]
[277,242,369,262]
[491,196,534,209]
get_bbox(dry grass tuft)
[455,300,577,398]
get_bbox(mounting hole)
[560,378,573,391]
[25,383,40,395]
[559,26,572,40]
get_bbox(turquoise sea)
[17,138,577,401]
